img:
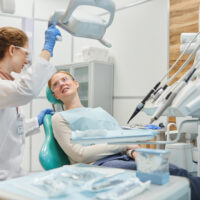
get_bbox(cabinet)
[56,60,114,115]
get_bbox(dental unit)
[127,31,200,124]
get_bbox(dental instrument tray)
[71,128,159,145]
[0,164,150,200]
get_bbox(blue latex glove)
[37,108,54,126]
[145,124,161,130]
[43,25,61,57]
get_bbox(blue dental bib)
[60,107,121,132]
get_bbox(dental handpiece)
[150,68,197,124]
[149,91,176,124]
[127,32,200,123]
[151,33,200,101]
[152,39,200,102]
[127,81,161,124]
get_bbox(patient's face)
[51,73,79,100]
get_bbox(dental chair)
[39,86,70,170]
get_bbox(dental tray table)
[71,128,159,145]
[0,164,190,200]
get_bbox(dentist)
[0,25,60,180]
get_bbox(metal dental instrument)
[127,31,200,124]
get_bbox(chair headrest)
[46,86,63,104]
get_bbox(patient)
[49,71,138,166]
[49,71,200,200]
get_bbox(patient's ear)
[74,80,79,89]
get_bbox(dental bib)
[60,107,121,132]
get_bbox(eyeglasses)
[14,46,30,57]
[51,76,74,92]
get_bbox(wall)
[169,0,200,81]
[0,0,169,172]
[73,0,169,126]
[169,0,200,126]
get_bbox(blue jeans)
[94,153,200,200]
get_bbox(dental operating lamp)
[48,0,115,48]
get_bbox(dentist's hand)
[37,108,54,126]
[43,25,61,57]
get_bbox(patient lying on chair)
[48,71,137,165]
[48,71,200,200]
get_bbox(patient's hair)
[0,26,28,60]
[48,71,75,90]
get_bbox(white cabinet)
[56,60,114,115]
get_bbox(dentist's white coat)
[0,58,56,180]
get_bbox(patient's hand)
[126,145,140,160]
[126,144,140,150]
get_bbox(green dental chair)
[39,86,70,170]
